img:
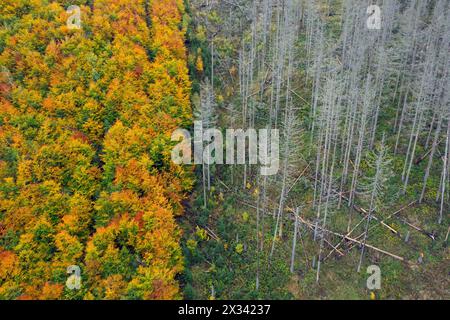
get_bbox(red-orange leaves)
[0,0,192,300]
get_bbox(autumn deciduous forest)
[0,0,449,301]
[0,0,192,299]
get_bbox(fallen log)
[324,214,368,261]
[339,193,399,236]
[310,174,435,241]
[284,206,405,262]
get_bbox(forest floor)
[180,163,449,299]
[179,0,449,300]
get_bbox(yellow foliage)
[0,0,192,300]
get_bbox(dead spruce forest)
[0,0,449,300]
